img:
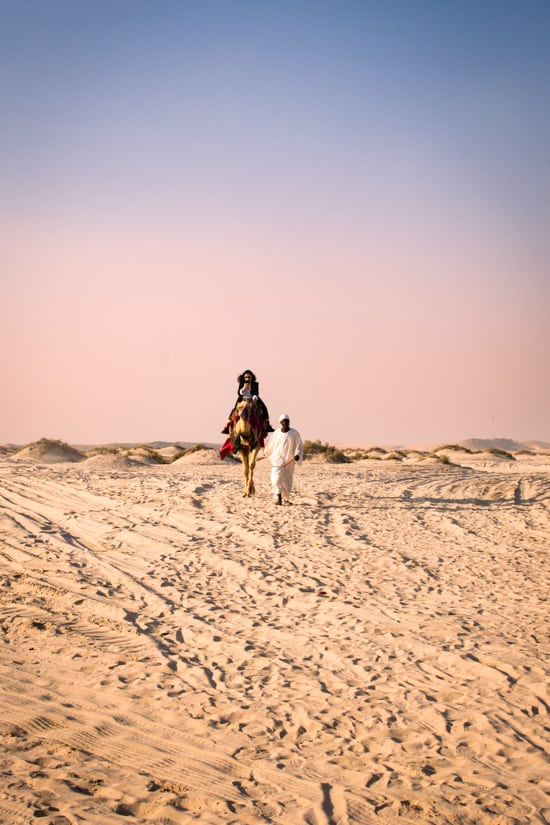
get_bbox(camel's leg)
[241,449,257,497]
[246,448,257,497]
[241,452,251,497]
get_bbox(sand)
[0,444,549,824]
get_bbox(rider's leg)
[222,404,237,434]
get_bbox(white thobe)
[264,427,303,498]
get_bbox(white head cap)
[279,413,290,422]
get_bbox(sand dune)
[0,447,549,824]
[11,439,85,464]
[460,438,550,453]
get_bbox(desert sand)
[0,441,549,824]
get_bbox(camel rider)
[222,369,274,435]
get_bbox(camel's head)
[235,399,254,419]
[233,399,249,431]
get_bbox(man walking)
[264,414,303,505]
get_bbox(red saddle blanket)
[220,408,265,460]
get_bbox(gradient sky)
[2,0,549,446]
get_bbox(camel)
[219,399,264,497]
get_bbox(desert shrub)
[483,448,515,460]
[29,437,69,450]
[170,443,206,462]
[434,443,472,454]
[122,445,166,464]
[86,446,121,457]
[422,451,454,465]
[143,450,166,464]
[325,446,351,463]
[345,448,369,461]
[303,440,351,463]
[303,439,325,455]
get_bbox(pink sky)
[2,2,549,446]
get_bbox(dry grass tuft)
[483,447,515,460]
[170,444,207,463]
[303,440,351,463]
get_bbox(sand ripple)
[0,457,548,823]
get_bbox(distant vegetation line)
[0,437,539,465]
